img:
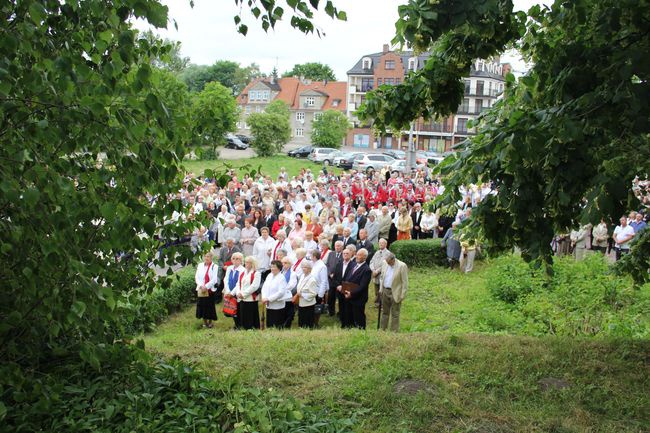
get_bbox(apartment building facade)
[236,77,347,145]
[346,45,509,151]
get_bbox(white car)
[389,160,427,173]
[308,147,338,163]
[352,153,396,172]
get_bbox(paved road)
[218,142,404,160]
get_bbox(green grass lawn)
[183,155,341,178]
[144,263,650,433]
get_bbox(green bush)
[486,255,544,304]
[2,344,355,433]
[391,238,448,267]
[486,254,650,338]
[121,267,196,335]
[200,146,220,160]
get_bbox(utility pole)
[406,121,415,170]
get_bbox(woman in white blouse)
[236,256,262,330]
[194,252,219,328]
[222,252,245,329]
[280,256,299,328]
[260,260,290,328]
[420,209,439,239]
[294,260,318,329]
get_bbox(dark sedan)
[287,145,313,158]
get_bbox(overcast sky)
[136,0,543,80]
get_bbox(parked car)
[308,147,338,163]
[422,150,445,165]
[352,153,396,172]
[225,134,248,150]
[236,134,251,144]
[323,150,345,166]
[287,145,313,158]
[384,149,406,160]
[335,152,362,169]
[389,159,427,174]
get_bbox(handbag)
[314,303,328,315]
[223,295,238,317]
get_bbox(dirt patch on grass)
[394,379,436,396]
[538,377,572,392]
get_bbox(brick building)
[236,77,347,145]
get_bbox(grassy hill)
[144,261,650,432]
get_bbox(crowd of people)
[187,165,474,331]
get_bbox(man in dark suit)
[326,240,344,317]
[356,206,368,231]
[340,248,372,329]
[411,202,424,239]
[340,227,355,249]
[263,206,277,230]
[333,248,354,326]
[356,229,375,262]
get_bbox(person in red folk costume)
[387,171,399,187]
[364,184,375,209]
[340,196,353,218]
[377,182,389,205]
[415,182,426,203]
[351,179,363,206]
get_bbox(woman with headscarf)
[222,252,245,329]
[260,260,290,328]
[195,252,219,328]
[235,256,262,330]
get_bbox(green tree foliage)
[191,81,239,149]
[283,62,337,81]
[249,100,292,157]
[311,109,349,148]
[180,61,262,93]
[358,0,650,272]
[139,30,190,73]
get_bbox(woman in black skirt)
[236,256,262,330]
[260,260,290,328]
[293,260,318,329]
[195,252,218,328]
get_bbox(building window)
[464,80,470,94]
[243,122,249,130]
[395,78,401,85]
[236,121,242,129]
[296,112,305,121]
[361,77,374,92]
[476,80,484,96]
[457,118,468,133]
[306,96,315,106]
[295,128,304,137]
[384,78,395,85]
[475,99,483,113]
[332,99,340,107]
[250,91,258,101]
[313,112,323,121]
[377,78,382,86]
[408,57,417,71]
[459,98,469,113]
[362,57,372,69]
[385,60,395,70]
[488,81,493,96]
[255,105,262,113]
[245,106,251,114]
[262,91,270,101]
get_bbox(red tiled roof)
[237,77,347,112]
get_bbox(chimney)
[383,43,389,53]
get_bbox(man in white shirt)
[369,238,391,307]
[613,216,636,261]
[303,231,318,253]
[309,249,330,325]
[379,252,408,332]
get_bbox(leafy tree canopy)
[312,109,349,148]
[139,30,190,73]
[191,81,239,147]
[249,100,292,157]
[180,61,263,93]
[283,62,337,81]
[358,0,650,276]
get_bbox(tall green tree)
[283,62,337,81]
[249,100,291,156]
[139,30,190,73]
[191,81,239,149]
[180,61,262,93]
[312,110,349,148]
[358,0,650,276]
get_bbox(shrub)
[2,344,355,433]
[121,267,196,335]
[486,255,544,304]
[391,238,449,267]
[486,253,650,338]
[199,146,220,160]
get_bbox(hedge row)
[391,238,448,267]
[121,267,196,335]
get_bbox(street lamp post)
[406,121,416,170]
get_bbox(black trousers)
[327,283,338,316]
[283,301,295,328]
[239,301,260,330]
[340,296,351,328]
[347,302,366,329]
[266,307,286,329]
[298,305,315,328]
